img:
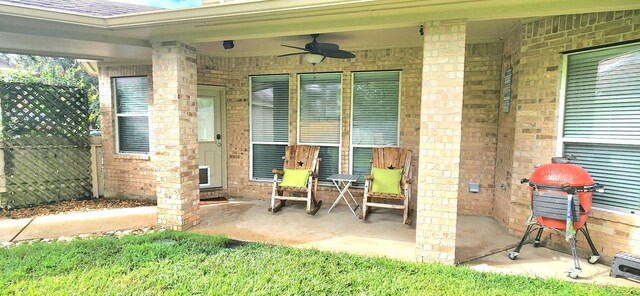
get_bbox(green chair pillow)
[280,169,310,187]
[371,168,403,194]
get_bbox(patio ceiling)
[0,0,638,61]
[193,19,519,58]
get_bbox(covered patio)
[193,199,639,287]
[192,198,519,264]
[1,0,639,278]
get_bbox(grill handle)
[562,183,605,194]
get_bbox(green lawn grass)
[0,231,635,295]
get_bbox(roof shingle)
[1,0,164,16]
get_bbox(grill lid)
[521,157,604,193]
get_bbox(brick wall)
[196,47,424,203]
[100,44,501,221]
[506,10,640,262]
[98,65,156,200]
[416,19,466,264]
[457,42,502,216]
[493,23,521,226]
[151,41,200,230]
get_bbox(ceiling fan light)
[305,54,324,65]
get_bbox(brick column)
[151,41,200,230]
[415,20,466,264]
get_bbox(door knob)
[216,134,222,146]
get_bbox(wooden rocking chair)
[361,147,413,224]
[269,145,322,215]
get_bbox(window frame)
[348,70,402,181]
[555,42,640,214]
[248,74,291,182]
[297,72,343,185]
[112,76,150,155]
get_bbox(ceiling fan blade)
[281,44,308,51]
[277,52,308,57]
[323,50,355,59]
[314,42,339,52]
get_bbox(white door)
[198,87,224,188]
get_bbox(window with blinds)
[560,42,640,214]
[250,75,290,180]
[299,73,342,182]
[350,71,401,186]
[113,76,149,154]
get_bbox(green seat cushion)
[280,169,310,187]
[371,168,402,194]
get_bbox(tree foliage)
[0,54,100,129]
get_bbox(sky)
[111,0,201,8]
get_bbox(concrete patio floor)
[192,198,639,288]
[191,198,520,263]
[1,198,638,288]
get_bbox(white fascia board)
[2,0,640,43]
[100,0,640,30]
[103,0,374,28]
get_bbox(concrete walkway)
[469,246,640,288]
[0,206,157,243]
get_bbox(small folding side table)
[327,174,360,216]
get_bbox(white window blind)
[560,43,640,214]
[299,73,342,182]
[352,71,400,146]
[114,76,149,154]
[250,75,289,180]
[351,71,401,185]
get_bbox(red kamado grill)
[508,157,604,279]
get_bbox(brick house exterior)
[95,9,640,264]
[2,0,638,264]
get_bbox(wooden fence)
[0,82,92,208]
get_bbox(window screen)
[299,73,342,182]
[561,43,640,214]
[114,76,149,154]
[350,71,400,185]
[250,75,290,180]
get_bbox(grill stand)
[508,192,600,279]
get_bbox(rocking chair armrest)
[272,169,284,175]
[365,175,373,181]
[402,176,412,184]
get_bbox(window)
[350,71,401,185]
[250,75,289,180]
[299,73,342,182]
[113,76,149,154]
[198,97,215,141]
[558,43,640,214]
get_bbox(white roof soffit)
[2,1,640,34]
[0,0,639,59]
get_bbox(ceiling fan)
[278,34,355,64]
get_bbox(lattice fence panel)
[0,82,92,208]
